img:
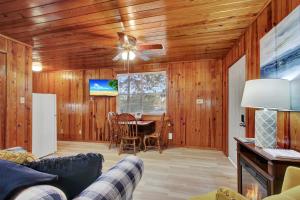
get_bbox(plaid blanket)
[74,155,144,200]
[12,185,67,200]
[11,156,143,200]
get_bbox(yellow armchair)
[189,166,300,200]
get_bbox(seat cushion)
[26,153,104,199]
[0,160,57,200]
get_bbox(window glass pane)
[118,95,129,113]
[143,73,166,93]
[129,74,143,94]
[117,71,167,114]
[118,75,129,94]
[143,93,166,114]
[128,94,143,113]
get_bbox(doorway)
[228,56,246,166]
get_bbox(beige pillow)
[216,187,248,200]
[0,150,36,164]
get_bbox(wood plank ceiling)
[0,0,270,71]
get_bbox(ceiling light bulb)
[32,62,43,72]
[129,51,135,60]
[122,51,128,60]
[124,35,128,42]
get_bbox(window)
[117,71,167,114]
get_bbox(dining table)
[118,120,155,134]
[117,119,155,150]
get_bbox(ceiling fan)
[112,32,163,62]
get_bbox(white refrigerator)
[32,93,57,158]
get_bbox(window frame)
[116,71,167,115]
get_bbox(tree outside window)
[117,71,167,114]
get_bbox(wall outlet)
[79,130,82,135]
[60,129,64,134]
[196,98,204,104]
[168,132,173,140]
[20,97,25,104]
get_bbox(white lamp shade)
[241,79,291,110]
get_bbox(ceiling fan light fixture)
[122,51,128,60]
[121,50,135,60]
[129,50,135,60]
[32,62,43,72]
[124,35,128,42]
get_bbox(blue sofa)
[11,156,144,200]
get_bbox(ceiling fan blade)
[127,35,137,46]
[136,52,150,61]
[117,32,137,46]
[112,52,122,61]
[137,44,163,51]
[117,32,125,44]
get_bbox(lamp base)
[255,110,277,148]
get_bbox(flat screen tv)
[89,79,118,96]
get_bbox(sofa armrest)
[74,156,144,200]
[11,185,67,200]
[281,166,300,192]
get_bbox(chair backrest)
[108,112,117,125]
[157,113,166,137]
[107,112,118,135]
[117,113,138,138]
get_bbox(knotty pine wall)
[33,59,224,150]
[223,0,300,153]
[0,34,32,150]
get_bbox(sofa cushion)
[26,153,104,199]
[74,155,144,200]
[0,160,58,200]
[11,185,67,200]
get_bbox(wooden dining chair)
[107,112,119,149]
[143,113,166,153]
[117,113,140,155]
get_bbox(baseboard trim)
[228,156,237,168]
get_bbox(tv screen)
[89,79,118,96]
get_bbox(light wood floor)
[57,141,237,200]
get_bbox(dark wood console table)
[235,137,300,197]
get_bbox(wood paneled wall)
[222,0,300,153]
[33,68,116,142]
[33,59,224,150]
[0,34,32,150]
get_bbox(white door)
[32,93,57,158]
[228,56,246,166]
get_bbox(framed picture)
[260,5,300,111]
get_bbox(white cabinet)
[32,93,57,158]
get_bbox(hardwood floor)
[57,141,237,200]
